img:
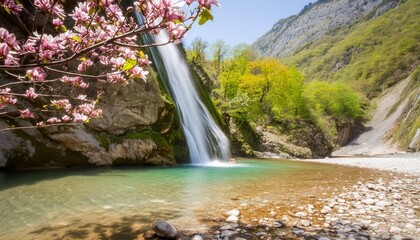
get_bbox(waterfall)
[152,32,230,164]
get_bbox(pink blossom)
[51,99,71,112]
[62,115,71,122]
[34,0,65,19]
[77,95,87,100]
[19,109,34,119]
[0,42,9,57]
[130,66,149,81]
[46,117,61,123]
[25,87,39,100]
[0,87,17,108]
[77,59,93,72]
[72,113,88,123]
[52,18,64,27]
[167,22,186,42]
[1,0,23,13]
[26,67,46,82]
[198,0,220,8]
[110,57,126,68]
[70,2,90,24]
[61,76,89,89]
[107,72,127,84]
[36,121,45,128]
[0,27,20,64]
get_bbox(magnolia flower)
[25,87,39,100]
[61,76,89,89]
[26,67,46,82]
[77,95,87,100]
[110,57,126,68]
[199,0,220,8]
[62,115,71,122]
[46,117,62,123]
[72,113,88,123]
[2,0,23,13]
[77,59,93,72]
[20,109,34,119]
[0,87,17,107]
[51,99,71,112]
[52,18,64,27]
[167,22,186,43]
[34,0,65,19]
[70,2,90,24]
[130,66,149,81]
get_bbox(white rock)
[361,198,376,205]
[295,212,307,218]
[301,220,311,227]
[404,223,416,231]
[375,200,391,207]
[226,215,239,223]
[226,209,240,217]
[321,206,332,214]
[390,226,402,233]
[191,234,203,240]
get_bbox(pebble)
[321,206,332,214]
[221,230,237,238]
[191,234,203,240]
[301,220,311,227]
[224,209,240,217]
[295,211,307,218]
[226,216,239,223]
[152,220,177,238]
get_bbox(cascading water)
[134,10,230,164]
[152,31,230,164]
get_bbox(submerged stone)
[152,220,177,238]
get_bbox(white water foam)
[154,32,230,164]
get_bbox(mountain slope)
[251,0,419,154]
[252,0,400,58]
[283,0,419,96]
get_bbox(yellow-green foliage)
[285,0,420,96]
[238,58,307,122]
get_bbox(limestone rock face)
[252,0,400,58]
[90,79,165,134]
[0,77,177,168]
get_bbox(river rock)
[224,209,240,217]
[274,220,286,228]
[226,215,239,223]
[191,234,203,240]
[321,206,332,214]
[301,220,311,227]
[221,230,237,238]
[377,231,390,239]
[375,200,391,207]
[361,198,376,205]
[152,220,177,238]
[295,211,307,218]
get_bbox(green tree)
[239,59,307,121]
[210,39,230,79]
[187,37,209,66]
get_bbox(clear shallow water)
[0,159,384,239]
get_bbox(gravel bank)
[299,154,420,176]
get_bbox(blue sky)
[184,0,315,47]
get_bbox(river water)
[0,159,389,239]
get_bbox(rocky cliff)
[252,0,400,58]
[0,71,179,168]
